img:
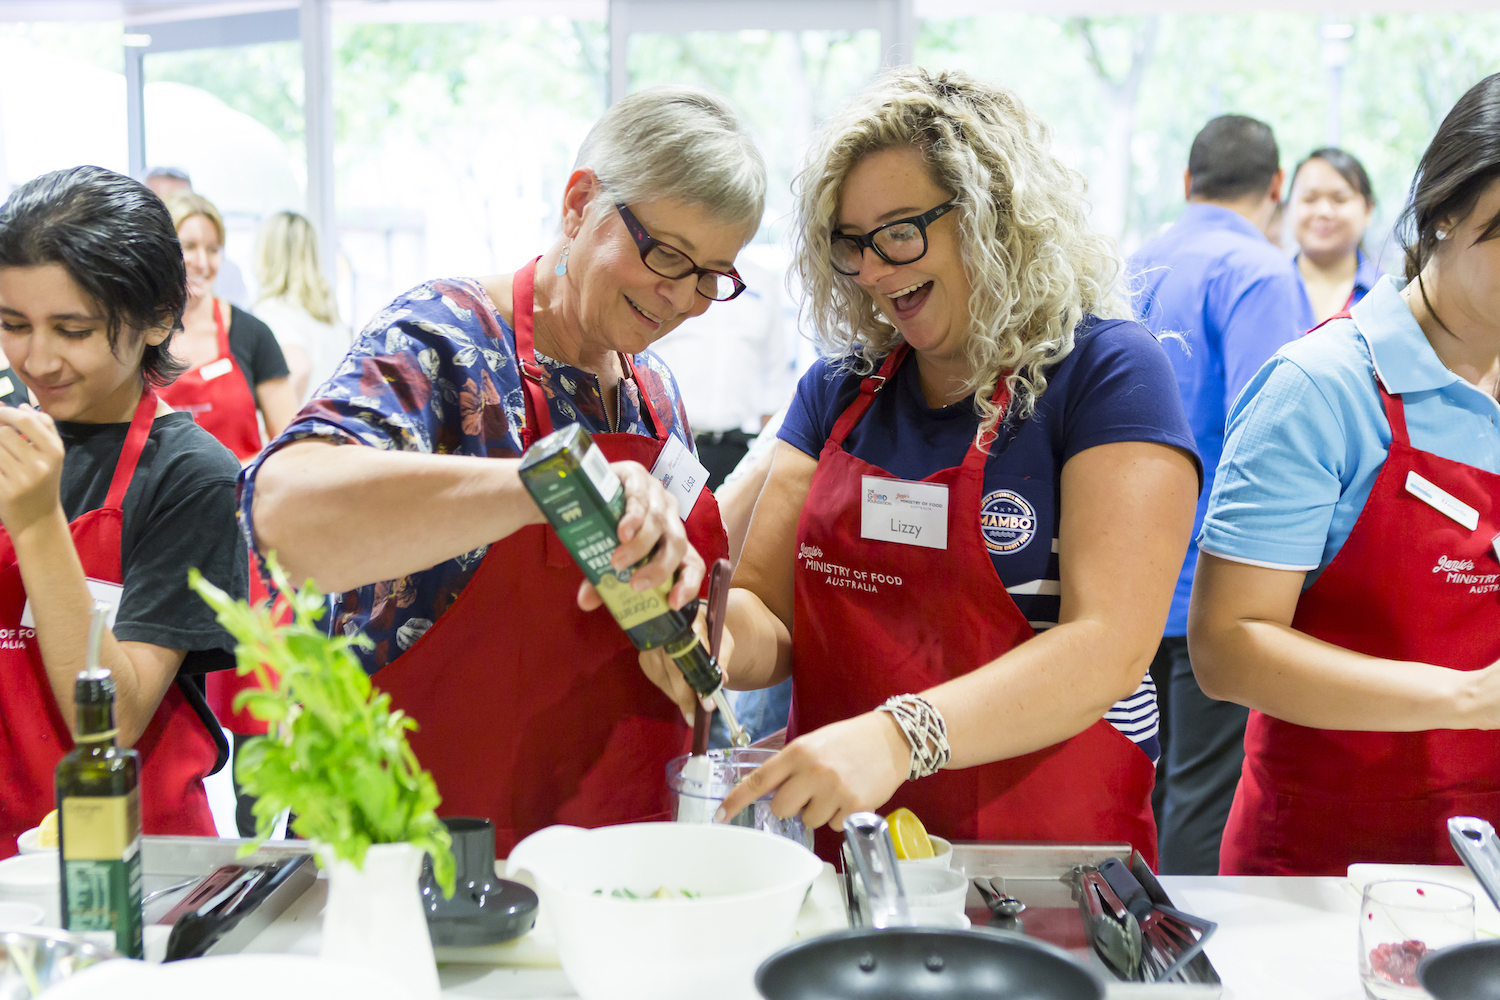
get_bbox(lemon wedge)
[885,807,934,860]
[37,809,59,848]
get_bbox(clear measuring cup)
[666,748,813,851]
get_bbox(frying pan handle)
[1448,816,1500,912]
[843,812,910,929]
[1099,857,1155,923]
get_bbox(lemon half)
[885,807,934,860]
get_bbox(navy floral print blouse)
[237,277,696,673]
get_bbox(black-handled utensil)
[163,855,313,962]
[1099,857,1215,983]
[691,558,733,756]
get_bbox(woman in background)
[254,211,350,403]
[159,193,299,836]
[1288,148,1383,323]
[160,194,298,460]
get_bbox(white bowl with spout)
[506,822,821,1000]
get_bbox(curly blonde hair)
[793,67,1129,429]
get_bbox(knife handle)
[1099,857,1155,922]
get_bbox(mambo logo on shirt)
[979,489,1037,555]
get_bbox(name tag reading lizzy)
[860,475,948,550]
[650,434,709,522]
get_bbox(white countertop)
[236,871,1400,999]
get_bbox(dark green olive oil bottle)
[56,606,143,959]
[518,423,748,745]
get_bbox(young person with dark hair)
[1290,148,1383,322]
[0,165,247,855]
[1191,73,1500,875]
[1126,114,1315,875]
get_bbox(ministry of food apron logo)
[979,489,1036,555]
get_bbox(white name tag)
[860,475,948,550]
[650,434,708,522]
[21,579,123,630]
[199,357,234,381]
[1406,471,1479,531]
[0,376,13,398]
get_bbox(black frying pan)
[1420,939,1500,999]
[1418,817,1500,999]
[755,926,1104,1000]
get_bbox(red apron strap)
[827,345,909,449]
[960,374,1013,476]
[618,352,668,444]
[211,298,231,358]
[1376,376,1412,448]
[511,258,552,446]
[103,385,158,510]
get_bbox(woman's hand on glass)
[716,711,910,831]
[0,405,65,537]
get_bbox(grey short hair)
[575,86,766,234]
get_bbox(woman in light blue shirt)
[1188,73,1500,875]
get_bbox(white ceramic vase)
[318,842,440,1000]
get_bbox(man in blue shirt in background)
[1129,114,1315,875]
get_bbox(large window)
[916,12,1500,259]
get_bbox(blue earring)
[554,246,570,277]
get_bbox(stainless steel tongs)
[1068,864,1143,981]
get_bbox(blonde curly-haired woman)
[683,69,1201,864]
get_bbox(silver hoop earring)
[554,245,570,277]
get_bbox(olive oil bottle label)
[61,792,144,959]
[593,571,674,631]
[579,442,623,508]
[520,423,676,634]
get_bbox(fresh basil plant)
[190,557,456,897]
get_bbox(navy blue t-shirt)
[779,317,1200,758]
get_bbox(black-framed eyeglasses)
[615,203,746,301]
[829,201,957,276]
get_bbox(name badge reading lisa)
[860,476,948,550]
[649,434,709,522]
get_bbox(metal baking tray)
[951,842,1223,999]
[141,835,317,956]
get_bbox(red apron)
[788,345,1158,865]
[158,299,262,462]
[375,259,729,857]
[158,299,275,735]
[0,386,218,857]
[1220,374,1500,876]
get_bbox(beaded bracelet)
[877,693,951,781]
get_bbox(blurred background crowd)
[4,4,1495,374]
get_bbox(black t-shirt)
[57,409,247,770]
[228,306,290,391]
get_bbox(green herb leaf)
[188,558,456,897]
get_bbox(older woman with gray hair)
[699,68,1201,865]
[242,86,765,854]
